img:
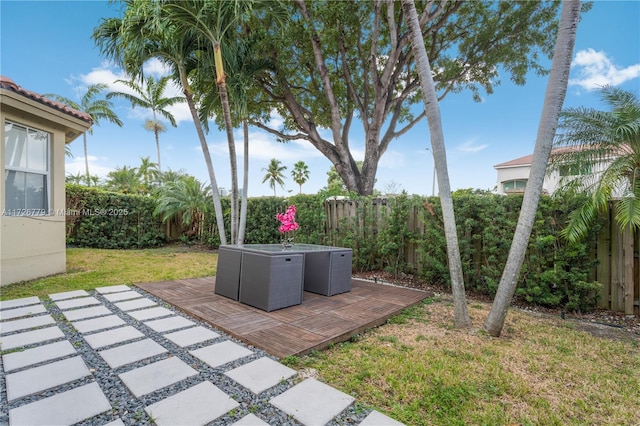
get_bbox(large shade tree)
[249,1,562,195]
[108,75,183,173]
[46,84,122,186]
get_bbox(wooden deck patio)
[136,277,429,358]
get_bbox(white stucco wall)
[1,88,89,286]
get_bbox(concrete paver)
[0,314,55,335]
[72,315,126,333]
[127,306,174,321]
[55,296,102,310]
[270,378,355,426]
[143,315,195,333]
[83,326,145,349]
[62,305,112,321]
[190,340,253,369]
[0,304,46,321]
[0,296,40,310]
[163,326,220,347]
[95,284,131,294]
[102,290,143,302]
[145,381,239,426]
[232,414,270,425]
[0,288,406,426]
[360,410,405,425]
[0,326,65,351]
[98,338,167,369]
[118,356,198,397]
[114,298,157,311]
[48,290,90,301]
[8,382,111,426]
[2,340,76,372]
[5,356,90,401]
[225,357,296,394]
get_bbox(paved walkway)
[0,285,403,425]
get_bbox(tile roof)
[494,154,534,168]
[0,76,92,124]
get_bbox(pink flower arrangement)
[276,205,300,234]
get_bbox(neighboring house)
[494,149,609,196]
[1,76,92,286]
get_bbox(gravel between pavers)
[0,287,373,425]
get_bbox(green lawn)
[0,246,217,300]
[2,247,639,425]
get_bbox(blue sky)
[2,1,639,197]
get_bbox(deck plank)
[136,277,429,358]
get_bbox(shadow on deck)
[136,277,430,359]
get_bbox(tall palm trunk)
[178,68,228,246]
[238,119,249,244]
[152,111,162,174]
[401,0,470,328]
[83,133,90,186]
[484,0,581,337]
[215,41,239,245]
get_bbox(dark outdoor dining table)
[215,244,353,311]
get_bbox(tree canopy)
[248,0,561,195]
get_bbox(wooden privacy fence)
[324,198,639,316]
[596,202,639,316]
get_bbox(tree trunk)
[484,0,581,337]
[215,41,239,245]
[83,133,90,186]
[154,128,162,174]
[401,0,470,328]
[178,68,227,246]
[238,119,249,245]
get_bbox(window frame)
[4,120,51,216]
[503,179,527,193]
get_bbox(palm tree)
[154,176,210,239]
[400,0,470,328]
[548,86,640,242]
[93,3,229,245]
[137,156,160,192]
[47,84,122,185]
[483,0,582,337]
[162,0,287,244]
[108,75,183,173]
[262,158,287,196]
[292,161,310,194]
[105,166,142,194]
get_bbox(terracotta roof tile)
[494,154,534,168]
[0,76,92,124]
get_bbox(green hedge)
[330,193,601,311]
[66,185,601,311]
[66,184,166,249]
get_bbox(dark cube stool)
[215,246,243,300]
[239,252,304,311]
[303,250,353,296]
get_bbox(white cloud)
[457,140,488,153]
[65,156,113,179]
[195,128,323,163]
[569,48,640,91]
[379,150,405,168]
[72,63,193,125]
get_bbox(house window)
[503,179,527,193]
[559,163,592,177]
[4,121,50,216]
